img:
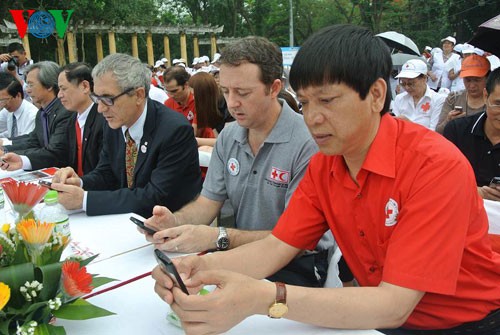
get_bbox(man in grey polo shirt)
[144,36,336,287]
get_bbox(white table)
[63,212,151,262]
[58,269,383,335]
[54,211,383,335]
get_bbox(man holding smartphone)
[144,36,336,288]
[152,25,500,334]
[50,53,201,218]
[443,67,500,201]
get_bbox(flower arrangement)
[2,181,48,223]
[0,219,115,335]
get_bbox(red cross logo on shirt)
[421,102,431,112]
[230,163,236,171]
[271,169,278,179]
[386,208,393,219]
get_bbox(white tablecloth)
[58,272,383,335]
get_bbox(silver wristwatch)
[216,226,230,251]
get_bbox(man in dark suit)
[58,62,104,175]
[0,61,72,170]
[52,53,202,218]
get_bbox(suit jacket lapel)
[82,104,98,154]
[68,112,77,163]
[134,100,155,177]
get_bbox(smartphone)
[490,177,500,187]
[454,106,463,113]
[129,216,157,235]
[38,180,53,188]
[154,249,189,295]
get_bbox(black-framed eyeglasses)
[90,87,134,106]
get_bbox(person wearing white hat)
[211,52,221,65]
[428,36,460,91]
[393,59,446,130]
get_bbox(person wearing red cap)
[436,54,490,133]
[443,67,500,201]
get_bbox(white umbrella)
[391,53,425,67]
[376,31,420,56]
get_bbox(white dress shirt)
[0,99,38,138]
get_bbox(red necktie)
[75,120,83,176]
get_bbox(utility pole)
[289,0,294,47]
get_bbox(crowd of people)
[0,23,499,335]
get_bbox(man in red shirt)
[152,25,500,334]
[163,66,197,133]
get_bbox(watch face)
[217,237,229,250]
[269,303,288,318]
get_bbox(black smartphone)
[490,177,500,187]
[154,249,189,295]
[38,180,53,188]
[129,216,157,235]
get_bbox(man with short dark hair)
[0,72,37,139]
[0,61,72,170]
[152,24,500,334]
[0,43,33,84]
[444,67,500,201]
[58,62,104,176]
[145,36,332,288]
[163,66,197,131]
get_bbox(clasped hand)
[152,254,268,335]
[50,167,84,210]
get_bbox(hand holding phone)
[489,177,500,188]
[130,216,157,235]
[154,249,189,295]
[38,180,53,188]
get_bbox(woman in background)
[188,72,223,148]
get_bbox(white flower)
[15,321,37,335]
[19,281,44,301]
[48,297,62,310]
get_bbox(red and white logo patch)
[269,167,290,184]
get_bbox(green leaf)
[52,298,115,320]
[91,276,116,289]
[35,323,67,335]
[11,241,29,265]
[79,254,99,267]
[35,262,63,301]
[0,318,10,335]
[0,262,35,308]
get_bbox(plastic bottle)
[38,190,70,241]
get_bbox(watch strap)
[275,282,286,304]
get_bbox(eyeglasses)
[90,87,134,106]
[487,98,500,111]
[399,80,417,89]
[0,97,12,106]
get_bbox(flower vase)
[14,206,37,225]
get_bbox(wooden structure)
[0,19,223,66]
